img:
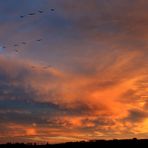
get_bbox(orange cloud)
[0,48,148,143]
[26,128,37,136]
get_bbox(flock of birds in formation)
[2,39,43,53]
[1,8,55,70]
[2,8,55,52]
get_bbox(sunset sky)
[0,0,148,144]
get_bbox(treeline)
[1,139,148,147]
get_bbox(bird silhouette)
[51,9,55,11]
[21,42,26,45]
[28,13,36,16]
[38,10,44,13]
[14,44,19,47]
[20,15,25,18]
[2,46,6,48]
[36,39,42,42]
[15,49,19,52]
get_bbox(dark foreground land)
[1,139,148,148]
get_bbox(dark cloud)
[120,89,140,103]
[124,109,148,122]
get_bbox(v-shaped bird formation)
[0,8,55,53]
[20,8,55,18]
[0,8,56,69]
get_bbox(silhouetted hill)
[1,139,148,148]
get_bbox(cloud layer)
[0,0,148,144]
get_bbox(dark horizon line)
[1,138,148,145]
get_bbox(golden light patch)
[133,119,148,134]
[26,128,37,136]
